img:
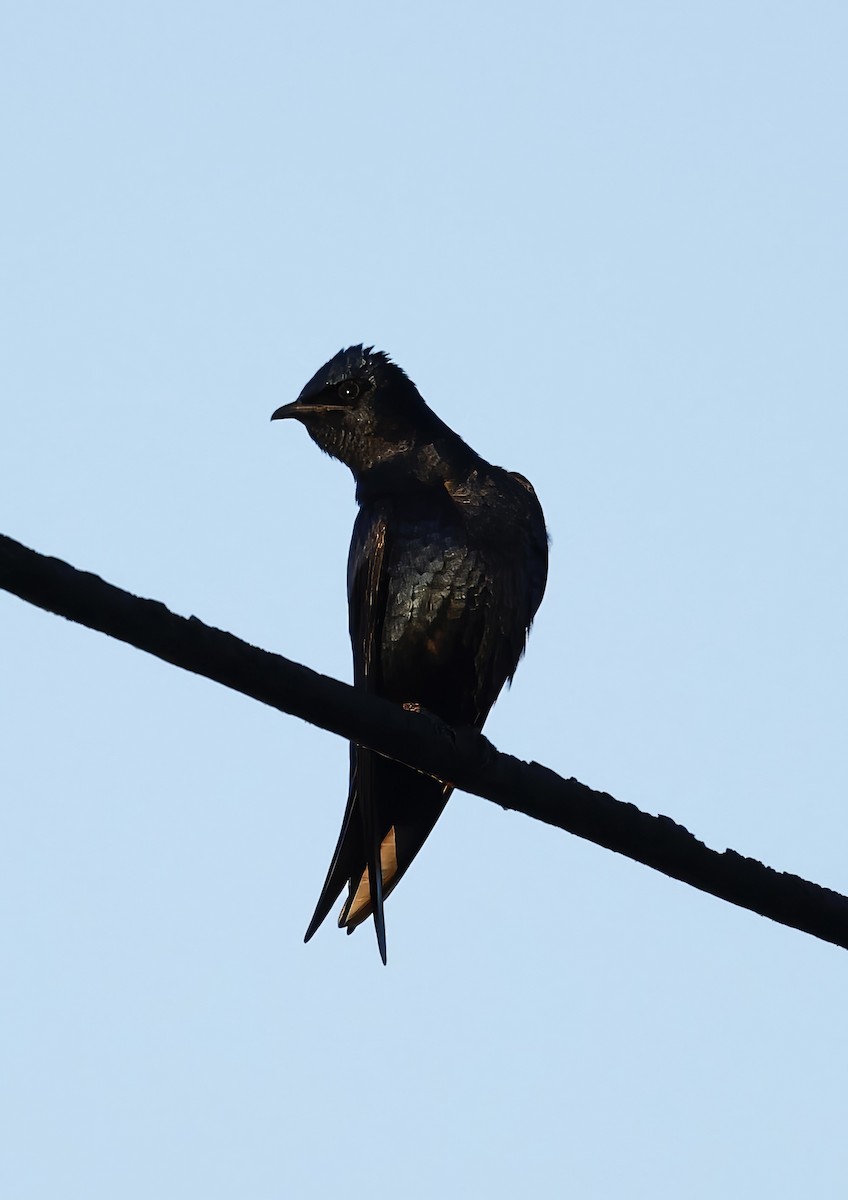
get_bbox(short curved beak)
[270,401,303,422]
[270,401,348,422]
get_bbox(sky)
[1,2,847,1196]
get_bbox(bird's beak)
[271,400,305,421]
[270,400,347,421]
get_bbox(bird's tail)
[303,753,451,962]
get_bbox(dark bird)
[271,346,547,962]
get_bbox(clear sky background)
[1,3,846,1196]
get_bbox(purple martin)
[272,346,547,962]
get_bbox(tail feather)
[340,827,400,931]
[303,750,362,944]
[358,748,387,963]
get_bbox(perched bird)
[272,346,547,962]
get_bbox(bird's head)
[271,346,443,476]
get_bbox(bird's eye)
[337,380,360,402]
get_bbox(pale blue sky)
[1,3,847,1196]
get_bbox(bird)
[271,346,547,962]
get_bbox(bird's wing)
[347,505,390,962]
[340,509,456,953]
[303,504,392,961]
[304,504,455,960]
[463,471,548,728]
